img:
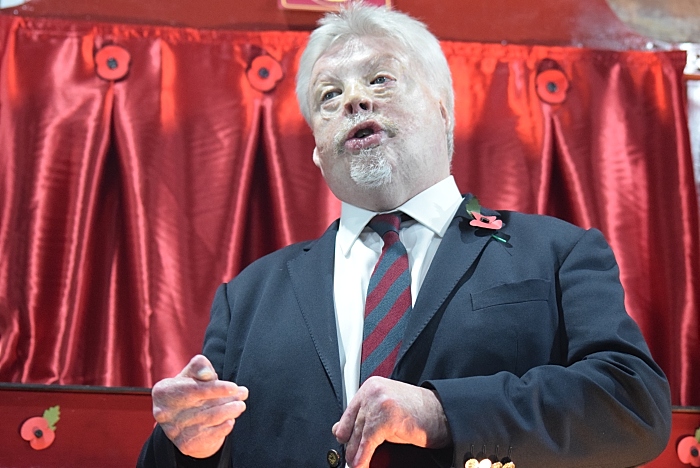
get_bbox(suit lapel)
[287,222,344,410]
[394,195,493,370]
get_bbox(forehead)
[310,36,408,81]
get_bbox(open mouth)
[353,126,377,139]
[344,121,385,151]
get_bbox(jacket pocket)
[470,278,551,310]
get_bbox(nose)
[343,84,373,115]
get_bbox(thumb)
[180,354,217,382]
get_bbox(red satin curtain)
[0,15,698,405]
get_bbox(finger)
[184,381,247,404]
[351,430,382,468]
[155,377,246,405]
[196,418,236,444]
[160,398,247,429]
[179,354,218,381]
[237,385,249,401]
[183,398,247,426]
[334,396,361,443]
[174,419,235,458]
[348,408,387,468]
[343,406,366,466]
[155,394,246,426]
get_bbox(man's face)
[308,36,451,211]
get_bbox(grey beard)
[349,148,392,187]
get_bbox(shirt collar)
[337,175,463,256]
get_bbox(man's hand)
[151,354,248,459]
[332,376,450,468]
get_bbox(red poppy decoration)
[468,211,503,230]
[20,406,60,450]
[678,428,700,467]
[246,55,284,92]
[94,45,131,81]
[465,197,508,243]
[535,69,569,104]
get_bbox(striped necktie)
[360,212,412,384]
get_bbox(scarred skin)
[309,36,451,213]
[151,355,248,459]
[332,376,450,468]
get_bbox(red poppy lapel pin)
[465,197,508,244]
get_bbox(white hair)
[295,2,455,157]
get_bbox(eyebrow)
[311,53,402,88]
[366,54,402,70]
[312,72,338,87]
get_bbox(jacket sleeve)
[137,425,231,468]
[425,228,672,468]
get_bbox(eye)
[322,90,341,102]
[371,76,388,85]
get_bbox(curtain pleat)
[0,15,697,405]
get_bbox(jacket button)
[327,449,340,467]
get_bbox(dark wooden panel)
[0,384,154,468]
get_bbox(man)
[138,4,672,468]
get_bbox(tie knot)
[368,212,402,238]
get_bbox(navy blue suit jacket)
[139,196,671,468]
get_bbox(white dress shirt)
[332,176,463,409]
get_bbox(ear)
[312,147,322,169]
[439,100,449,131]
